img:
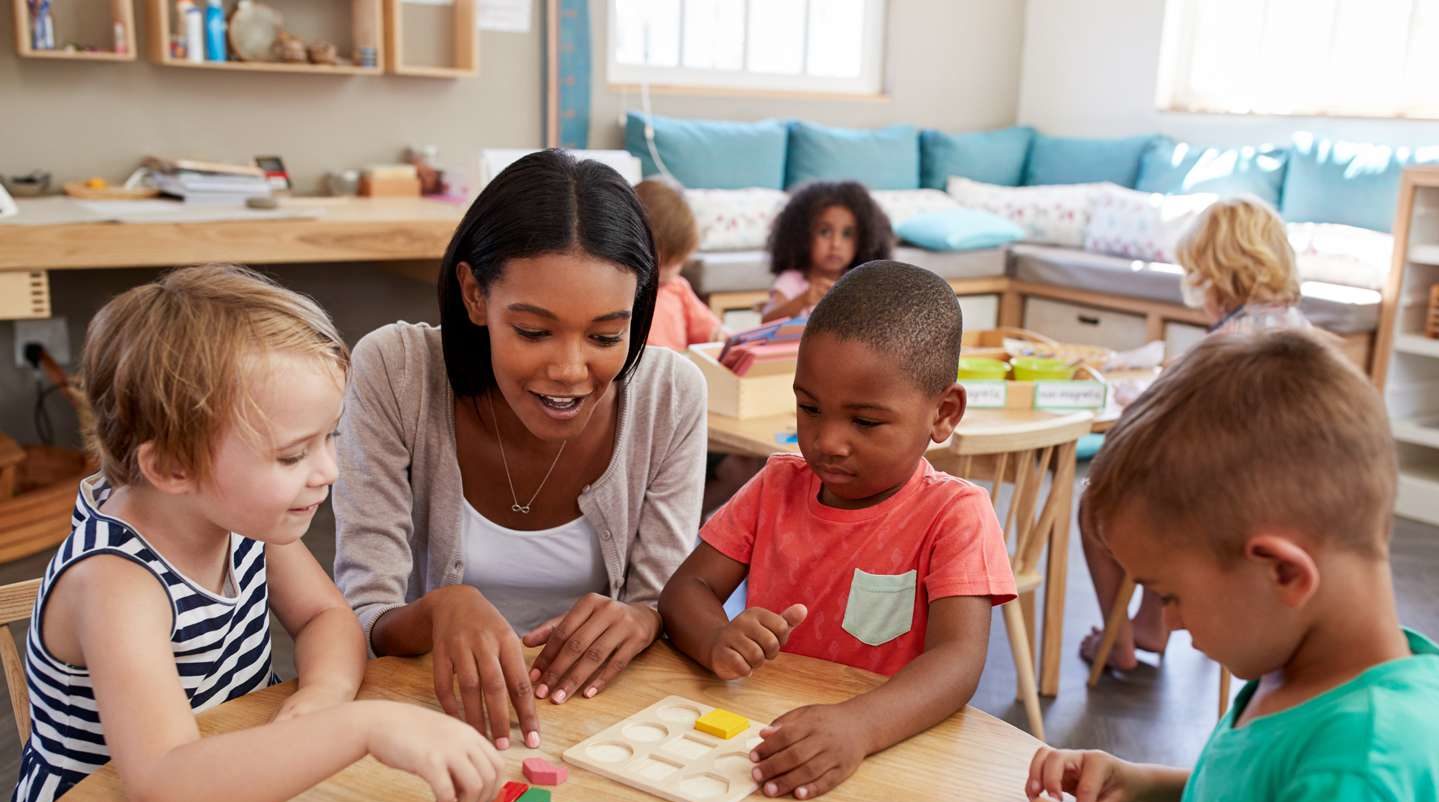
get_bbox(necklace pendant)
[512,503,530,514]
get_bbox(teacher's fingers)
[432,644,463,720]
[521,614,563,651]
[475,650,512,749]
[498,637,542,748]
[453,650,487,733]
[557,625,630,703]
[537,608,611,703]
[576,633,646,699]
[530,597,600,697]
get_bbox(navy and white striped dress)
[13,475,277,802]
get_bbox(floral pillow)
[685,188,788,252]
[946,177,1106,247]
[1082,185,1215,262]
[869,189,961,228]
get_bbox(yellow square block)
[694,708,749,740]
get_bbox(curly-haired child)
[761,181,894,323]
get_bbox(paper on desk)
[75,200,326,224]
[0,197,112,225]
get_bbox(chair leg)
[1020,590,1038,666]
[1218,665,1232,720]
[1002,601,1045,740]
[1087,575,1137,688]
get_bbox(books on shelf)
[141,156,272,203]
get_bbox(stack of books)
[718,316,807,377]
[142,157,272,203]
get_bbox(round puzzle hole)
[585,742,634,764]
[677,774,730,799]
[658,704,702,725]
[713,753,752,775]
[623,723,668,742]
[744,737,763,751]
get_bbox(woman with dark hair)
[333,150,707,750]
[761,180,894,323]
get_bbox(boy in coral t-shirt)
[660,260,1015,801]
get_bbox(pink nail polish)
[496,737,510,750]
[752,768,762,781]
[765,782,777,796]
[529,668,540,682]
[553,689,567,703]
[526,731,540,749]
[535,684,548,698]
[585,687,597,698]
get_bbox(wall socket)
[14,317,71,369]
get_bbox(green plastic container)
[1011,356,1076,382]
[956,357,1010,381]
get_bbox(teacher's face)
[459,251,638,442]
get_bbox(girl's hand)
[427,585,540,749]
[805,277,835,307]
[523,593,661,704]
[363,701,504,802]
[1025,746,1142,802]
[707,604,808,680]
[271,680,355,723]
[751,704,865,799]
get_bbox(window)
[608,0,887,95]
[1157,0,1439,119]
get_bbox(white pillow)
[684,188,788,252]
[1083,185,1216,262]
[1287,222,1393,291]
[946,177,1106,247]
[869,189,961,228]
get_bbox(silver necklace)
[484,393,567,514]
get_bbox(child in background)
[761,181,893,323]
[1028,331,1439,802]
[15,265,501,802]
[634,179,726,351]
[662,261,1015,800]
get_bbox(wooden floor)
[0,480,1435,787]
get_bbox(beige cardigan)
[333,322,707,650]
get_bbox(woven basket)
[1427,284,1439,339]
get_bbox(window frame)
[1155,0,1439,121]
[605,0,888,97]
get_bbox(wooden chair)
[945,411,1095,740]
[1087,576,1234,718]
[0,577,41,742]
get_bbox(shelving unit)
[1375,166,1439,526]
[146,0,383,76]
[384,0,476,77]
[12,0,137,61]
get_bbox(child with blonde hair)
[634,179,726,351]
[1029,331,1439,801]
[1082,194,1311,671]
[14,265,501,802]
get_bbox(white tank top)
[460,500,609,635]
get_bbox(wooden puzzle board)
[561,695,768,802]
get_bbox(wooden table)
[68,643,1041,802]
[705,398,1137,700]
[0,197,464,319]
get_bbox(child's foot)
[1079,626,1139,671]
[1131,596,1172,656]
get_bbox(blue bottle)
[204,0,227,62]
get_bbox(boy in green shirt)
[1027,330,1439,802]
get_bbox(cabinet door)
[956,294,999,332]
[1022,298,1149,350]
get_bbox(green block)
[517,789,551,802]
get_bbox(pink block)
[522,757,567,786]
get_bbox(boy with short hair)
[1028,330,1439,802]
[661,260,1016,800]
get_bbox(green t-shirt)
[1183,629,1439,802]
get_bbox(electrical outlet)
[14,317,71,369]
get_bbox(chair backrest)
[949,412,1093,577]
[0,578,41,743]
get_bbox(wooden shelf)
[1408,244,1439,266]
[12,0,136,61]
[147,0,384,76]
[385,0,475,78]
[1393,417,1439,449]
[1396,458,1439,526]
[1394,333,1439,359]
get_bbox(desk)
[0,197,463,319]
[705,400,1135,700]
[68,643,1041,802]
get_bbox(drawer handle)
[1076,315,1101,326]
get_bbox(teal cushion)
[895,209,1025,252]
[1136,139,1288,205]
[1281,134,1439,233]
[1024,133,1156,187]
[785,122,920,190]
[625,113,788,189]
[920,126,1034,189]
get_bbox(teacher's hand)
[427,585,541,750]
[522,593,661,704]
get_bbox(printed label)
[1033,381,1107,410]
[961,381,1008,408]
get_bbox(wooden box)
[688,343,795,419]
[359,175,422,197]
[960,365,1109,412]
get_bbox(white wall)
[1017,0,1439,146]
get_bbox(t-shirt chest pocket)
[841,568,918,647]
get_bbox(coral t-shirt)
[648,276,722,351]
[701,454,1016,676]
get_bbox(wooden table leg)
[1039,441,1076,697]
